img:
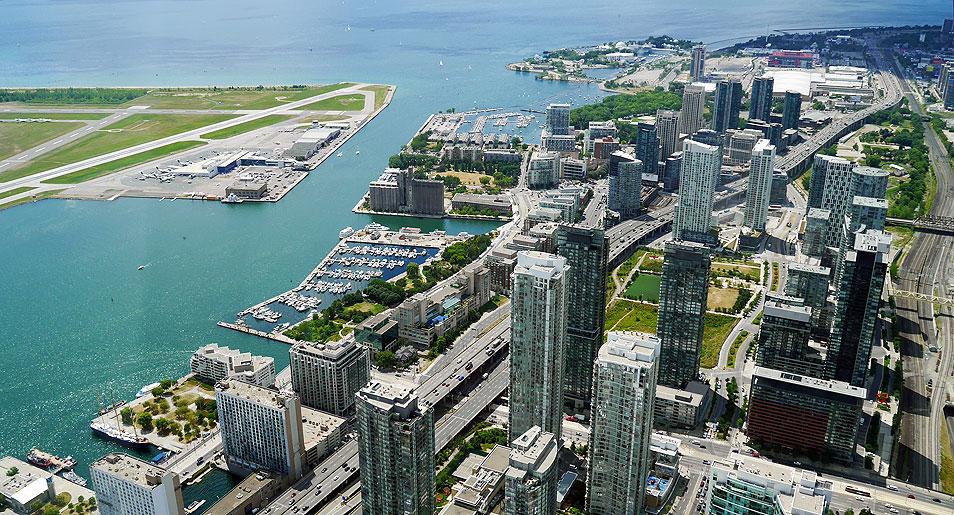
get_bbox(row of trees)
[0,87,146,104]
[569,88,682,138]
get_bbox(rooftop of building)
[601,331,660,367]
[451,193,511,204]
[752,367,866,399]
[91,453,170,489]
[358,380,420,419]
[0,471,48,504]
[515,251,566,280]
[507,426,558,481]
[656,380,709,407]
[851,229,892,255]
[806,207,831,219]
[764,300,812,322]
[204,471,278,515]
[215,378,293,409]
[301,407,346,446]
[852,196,888,208]
[787,262,831,274]
[290,335,361,361]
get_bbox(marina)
[225,224,468,336]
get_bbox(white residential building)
[289,336,370,415]
[190,343,276,387]
[504,426,559,515]
[743,139,776,232]
[587,332,660,515]
[215,379,306,479]
[90,453,184,515]
[528,151,560,189]
[673,139,721,244]
[509,251,568,442]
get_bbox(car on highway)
[333,475,339,481]
[566,416,578,422]
[457,375,464,381]
[321,467,327,473]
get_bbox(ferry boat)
[137,382,161,398]
[90,422,150,450]
[185,499,207,514]
[27,448,76,469]
[62,470,87,487]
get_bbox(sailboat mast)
[97,391,105,425]
[110,387,121,432]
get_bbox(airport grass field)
[0,114,234,182]
[297,93,367,111]
[0,112,109,120]
[43,141,208,184]
[200,115,296,140]
[0,121,85,161]
[121,84,355,110]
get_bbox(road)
[774,44,903,176]
[0,84,378,198]
[893,49,954,490]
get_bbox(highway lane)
[0,84,377,194]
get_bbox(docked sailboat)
[91,390,150,450]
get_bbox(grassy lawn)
[1,114,233,182]
[623,273,660,302]
[361,84,392,111]
[701,313,739,369]
[726,331,749,369]
[615,303,658,333]
[0,121,85,160]
[707,287,740,311]
[0,112,109,120]
[42,140,207,184]
[0,186,35,200]
[296,93,367,111]
[605,299,658,333]
[119,84,354,110]
[348,301,387,315]
[200,114,295,139]
[886,225,914,248]
[639,253,664,273]
[0,188,65,211]
[436,171,493,185]
[941,416,954,494]
[616,249,647,279]
[711,262,760,281]
[770,262,780,291]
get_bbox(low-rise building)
[524,207,563,231]
[451,193,513,216]
[354,311,399,352]
[394,263,491,345]
[561,156,586,181]
[190,343,276,387]
[225,181,267,200]
[448,444,510,514]
[706,456,831,515]
[0,471,54,514]
[203,471,280,515]
[90,453,184,515]
[287,127,340,159]
[645,433,681,512]
[654,380,711,429]
[528,152,560,189]
[301,407,346,465]
[486,248,518,295]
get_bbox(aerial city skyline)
[2,2,954,515]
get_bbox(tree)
[151,385,165,397]
[375,351,396,369]
[406,262,420,280]
[54,493,70,507]
[120,407,134,425]
[6,467,17,476]
[160,379,173,390]
[137,412,154,432]
[479,176,491,185]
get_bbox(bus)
[845,485,871,497]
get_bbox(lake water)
[0,0,947,499]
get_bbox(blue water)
[0,0,948,499]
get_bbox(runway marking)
[53,140,62,144]
[36,147,45,152]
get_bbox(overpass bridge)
[887,215,954,236]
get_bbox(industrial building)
[368,167,445,215]
[451,193,513,216]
